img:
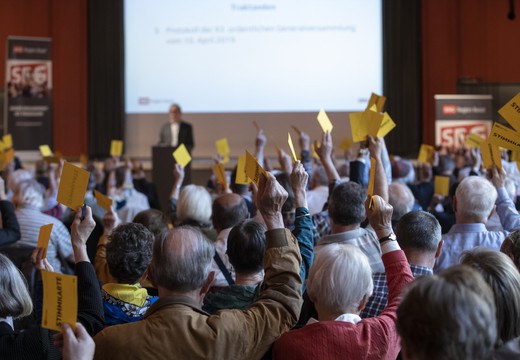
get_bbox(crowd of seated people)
[3,126,520,360]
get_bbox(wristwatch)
[379,233,397,244]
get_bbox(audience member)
[397,265,497,360]
[210,193,249,288]
[273,195,413,360]
[388,182,416,228]
[361,210,442,318]
[434,175,507,272]
[461,248,520,345]
[93,172,303,359]
[102,223,157,325]
[501,229,520,271]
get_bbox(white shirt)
[170,122,180,147]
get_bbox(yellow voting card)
[215,138,230,157]
[311,143,320,159]
[94,190,113,212]
[377,112,396,138]
[110,140,123,157]
[39,145,53,157]
[480,141,502,170]
[434,176,450,196]
[488,122,520,152]
[465,133,485,148]
[499,92,520,132]
[288,133,297,162]
[57,162,90,210]
[245,150,266,184]
[368,157,376,197]
[350,111,383,142]
[41,270,77,332]
[172,144,192,168]
[367,92,386,113]
[3,134,12,149]
[235,154,251,185]
[317,109,333,133]
[37,224,53,259]
[418,144,435,164]
[212,163,228,189]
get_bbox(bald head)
[212,193,248,232]
[388,183,415,222]
[150,226,215,293]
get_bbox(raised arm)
[489,165,520,231]
[368,135,389,202]
[290,161,314,293]
[94,207,120,284]
[209,172,303,359]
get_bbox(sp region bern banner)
[4,36,52,150]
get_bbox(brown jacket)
[93,228,302,360]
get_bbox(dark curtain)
[88,0,124,159]
[382,0,422,156]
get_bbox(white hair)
[176,185,212,225]
[456,176,497,222]
[12,179,44,209]
[308,244,373,315]
[7,169,32,193]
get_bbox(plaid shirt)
[360,264,432,318]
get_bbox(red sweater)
[273,250,413,360]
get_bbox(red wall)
[0,0,87,157]
[422,0,520,145]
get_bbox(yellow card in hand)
[57,162,90,210]
[212,163,228,189]
[377,112,396,138]
[498,92,520,132]
[215,138,230,157]
[368,157,376,197]
[317,109,333,133]
[480,141,502,170]
[434,176,450,196]
[418,144,435,164]
[39,145,53,157]
[488,122,520,152]
[235,155,251,185]
[41,270,77,332]
[37,224,53,258]
[94,190,113,212]
[172,144,192,168]
[3,134,13,149]
[110,140,124,157]
[288,133,297,162]
[245,150,266,184]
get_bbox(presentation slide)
[124,0,382,114]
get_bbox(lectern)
[152,146,191,213]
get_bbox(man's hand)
[278,149,292,175]
[31,247,54,272]
[365,195,393,239]
[173,163,185,185]
[487,164,507,189]
[299,131,310,152]
[367,135,382,159]
[290,161,308,209]
[256,173,288,229]
[54,323,95,360]
[315,130,333,164]
[71,206,96,249]
[255,129,267,149]
[101,207,120,236]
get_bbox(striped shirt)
[15,205,73,273]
